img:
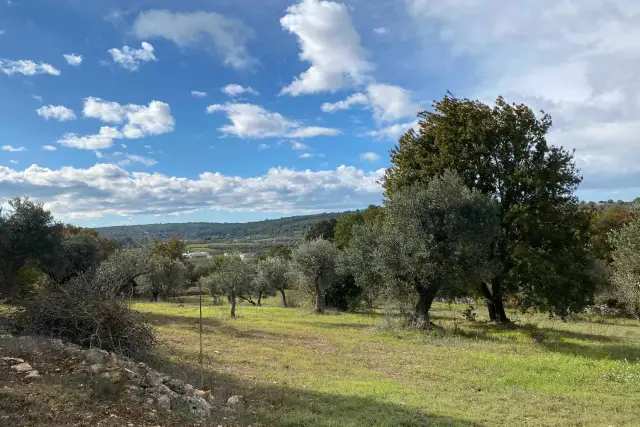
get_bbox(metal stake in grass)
[199,280,204,389]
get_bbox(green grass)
[137,298,640,426]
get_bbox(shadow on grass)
[142,349,486,427]
[455,322,640,362]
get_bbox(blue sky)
[1,0,639,227]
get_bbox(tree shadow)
[456,322,640,362]
[142,349,486,427]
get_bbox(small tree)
[350,171,499,329]
[138,256,187,302]
[94,247,152,296]
[610,205,640,318]
[291,239,339,314]
[254,257,290,307]
[151,236,186,261]
[203,254,255,317]
[305,219,337,241]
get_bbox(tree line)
[3,93,640,338]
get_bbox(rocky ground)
[0,332,248,427]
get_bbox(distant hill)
[95,212,347,246]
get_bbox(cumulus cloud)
[42,145,57,151]
[373,27,388,35]
[63,53,83,66]
[133,10,254,69]
[299,153,314,159]
[291,141,309,151]
[82,97,175,140]
[191,90,207,97]
[360,152,380,162]
[206,103,340,139]
[108,42,156,71]
[368,120,419,140]
[405,0,640,190]
[321,93,369,113]
[280,0,372,95]
[0,59,60,76]
[58,126,122,150]
[222,84,259,97]
[122,154,158,166]
[36,105,76,121]
[2,145,26,152]
[0,163,384,219]
[322,84,420,123]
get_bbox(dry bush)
[10,275,155,357]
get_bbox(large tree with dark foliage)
[305,219,337,241]
[0,198,63,296]
[383,94,586,322]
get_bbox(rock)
[183,383,194,396]
[90,364,103,374]
[24,370,41,379]
[165,378,186,394]
[1,357,25,364]
[122,368,137,380]
[183,395,212,417]
[100,371,122,383]
[11,362,33,372]
[85,348,108,364]
[156,394,171,411]
[142,371,164,388]
[227,395,244,407]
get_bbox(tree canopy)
[383,94,585,321]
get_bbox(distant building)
[183,251,211,260]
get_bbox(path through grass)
[135,297,640,426]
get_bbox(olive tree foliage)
[136,256,187,302]
[0,198,63,296]
[93,247,153,296]
[254,256,290,307]
[201,254,256,317]
[609,205,640,318]
[346,171,499,329]
[383,94,582,322]
[290,239,339,314]
[45,230,115,283]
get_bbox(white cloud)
[108,42,156,71]
[291,141,309,151]
[144,145,151,149]
[31,95,43,102]
[206,103,340,139]
[299,153,314,159]
[366,83,420,122]
[280,0,372,95]
[9,160,17,164]
[42,145,57,151]
[258,143,269,150]
[81,97,175,141]
[321,93,369,113]
[36,105,76,121]
[124,154,157,166]
[121,144,127,148]
[222,84,259,97]
[0,29,5,35]
[58,126,121,150]
[405,0,640,190]
[360,152,380,162]
[368,120,419,140]
[0,163,385,219]
[2,145,26,152]
[191,90,207,97]
[133,10,254,69]
[373,27,388,35]
[0,60,60,76]
[95,151,104,159]
[321,85,419,123]
[63,53,83,66]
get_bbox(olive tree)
[290,239,339,314]
[254,256,290,307]
[203,254,255,317]
[137,256,187,302]
[610,205,640,318]
[348,171,499,329]
[94,247,152,296]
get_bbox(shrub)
[11,276,156,357]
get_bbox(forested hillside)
[95,212,346,246]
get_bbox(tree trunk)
[314,281,324,314]
[280,289,288,308]
[0,266,17,298]
[230,295,237,318]
[257,292,262,306]
[481,280,509,323]
[414,285,438,330]
[152,291,159,302]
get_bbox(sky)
[1,0,640,227]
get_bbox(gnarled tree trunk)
[279,289,287,307]
[481,280,509,323]
[314,280,324,314]
[414,284,439,330]
[230,294,237,317]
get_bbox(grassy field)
[134,295,640,427]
